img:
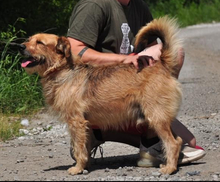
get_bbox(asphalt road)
[178,22,220,117]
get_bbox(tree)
[0,0,79,37]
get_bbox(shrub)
[0,20,44,115]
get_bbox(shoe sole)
[137,150,206,167]
[137,152,162,167]
[178,150,206,165]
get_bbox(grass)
[149,0,220,27]
[0,114,24,142]
[0,36,44,141]
[0,37,44,114]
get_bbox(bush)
[0,20,44,115]
[0,0,77,36]
[0,114,23,142]
[148,0,220,27]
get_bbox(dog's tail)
[134,16,182,76]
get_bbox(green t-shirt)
[67,0,153,54]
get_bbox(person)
[67,0,206,167]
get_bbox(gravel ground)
[0,22,220,181]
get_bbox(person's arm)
[68,37,130,65]
[68,37,161,69]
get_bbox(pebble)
[19,129,29,135]
[20,119,29,127]
[3,111,220,181]
[48,154,54,158]
[185,171,201,176]
[152,171,161,177]
[83,169,89,175]
[16,159,24,163]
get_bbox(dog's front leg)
[67,119,90,175]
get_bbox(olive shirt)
[67,0,153,54]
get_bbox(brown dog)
[19,16,182,175]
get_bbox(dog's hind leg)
[151,119,182,174]
[67,119,90,175]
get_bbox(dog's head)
[19,33,72,77]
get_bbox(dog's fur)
[19,16,183,175]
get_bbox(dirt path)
[1,23,220,181]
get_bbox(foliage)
[0,0,78,36]
[1,0,219,37]
[0,21,44,115]
[0,114,24,142]
[147,0,220,27]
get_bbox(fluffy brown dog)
[19,16,183,175]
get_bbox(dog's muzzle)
[15,44,40,68]
[18,44,26,52]
[18,44,28,56]
[9,43,26,54]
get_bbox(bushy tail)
[134,16,182,76]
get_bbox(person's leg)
[70,122,205,167]
[138,46,196,146]
[100,129,141,148]
[70,47,205,165]
[171,118,196,148]
[93,118,196,149]
[170,47,196,148]
[174,47,185,79]
[86,46,187,148]
[137,46,206,167]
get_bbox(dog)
[18,16,183,175]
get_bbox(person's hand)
[136,55,156,72]
[122,54,155,72]
[122,54,141,69]
[138,43,162,61]
[122,43,162,72]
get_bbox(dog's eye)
[37,41,44,45]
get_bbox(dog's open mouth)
[21,57,43,68]
[21,57,38,68]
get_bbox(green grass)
[0,114,24,142]
[0,24,44,141]
[0,37,44,115]
[149,0,220,27]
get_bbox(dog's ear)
[56,36,71,58]
[44,37,73,76]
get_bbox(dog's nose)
[19,44,26,52]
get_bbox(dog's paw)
[159,165,176,175]
[67,166,83,175]
[159,164,165,168]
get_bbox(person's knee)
[188,137,196,148]
[174,47,185,79]
[178,47,185,69]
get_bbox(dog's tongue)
[21,61,32,68]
